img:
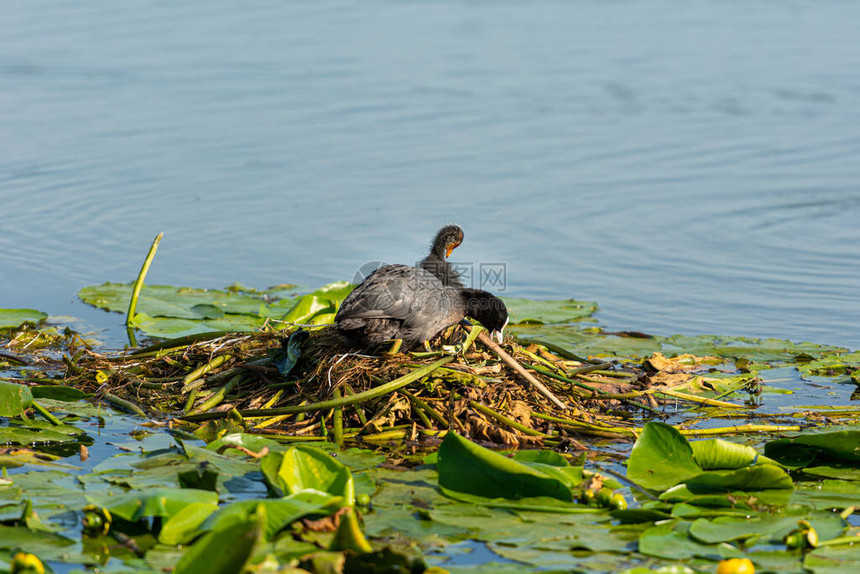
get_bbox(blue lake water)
[2,1,859,349]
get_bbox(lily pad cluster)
[3,275,860,573]
[5,419,860,573]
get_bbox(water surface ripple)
[1,1,858,348]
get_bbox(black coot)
[420,225,464,287]
[335,264,508,350]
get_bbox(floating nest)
[53,326,631,448]
[55,323,745,449]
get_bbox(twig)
[470,328,569,411]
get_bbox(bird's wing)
[336,265,441,321]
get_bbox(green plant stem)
[188,373,244,415]
[31,401,62,426]
[332,388,344,447]
[183,389,199,414]
[126,232,164,345]
[104,393,147,417]
[526,364,660,415]
[128,330,231,356]
[362,429,406,442]
[676,424,801,437]
[590,369,638,380]
[130,379,172,390]
[525,364,602,394]
[526,340,603,365]
[655,389,746,409]
[399,388,448,428]
[343,384,367,426]
[179,355,455,422]
[181,354,232,393]
[532,412,637,437]
[518,347,568,375]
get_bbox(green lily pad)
[638,521,739,561]
[437,432,574,502]
[0,308,48,329]
[790,479,860,510]
[661,334,846,364]
[172,503,265,574]
[89,487,219,522]
[79,281,353,338]
[511,449,571,467]
[690,439,761,470]
[0,426,84,445]
[0,380,33,417]
[128,312,266,339]
[261,446,355,505]
[501,298,598,324]
[30,385,92,401]
[802,465,860,481]
[78,282,270,318]
[158,501,221,545]
[626,422,702,491]
[204,432,281,454]
[0,524,75,556]
[688,512,846,546]
[805,543,860,573]
[765,430,860,469]
[686,464,794,492]
[193,492,340,543]
[276,281,354,326]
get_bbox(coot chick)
[336,264,508,350]
[420,225,464,288]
